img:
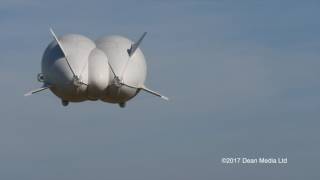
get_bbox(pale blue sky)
[0,0,320,179]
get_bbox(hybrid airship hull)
[26,29,168,107]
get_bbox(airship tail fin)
[140,85,169,101]
[24,86,50,96]
[121,83,169,101]
[128,32,147,57]
[49,28,77,77]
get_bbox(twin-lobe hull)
[41,34,147,103]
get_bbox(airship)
[25,28,168,108]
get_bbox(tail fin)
[128,32,147,57]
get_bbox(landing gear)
[119,102,126,108]
[62,100,69,106]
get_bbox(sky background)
[0,0,320,179]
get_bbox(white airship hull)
[25,29,168,107]
[42,34,146,103]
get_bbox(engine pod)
[87,48,110,99]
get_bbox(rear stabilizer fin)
[128,32,147,57]
[120,83,169,101]
[49,28,76,77]
[140,85,169,101]
[24,86,50,96]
